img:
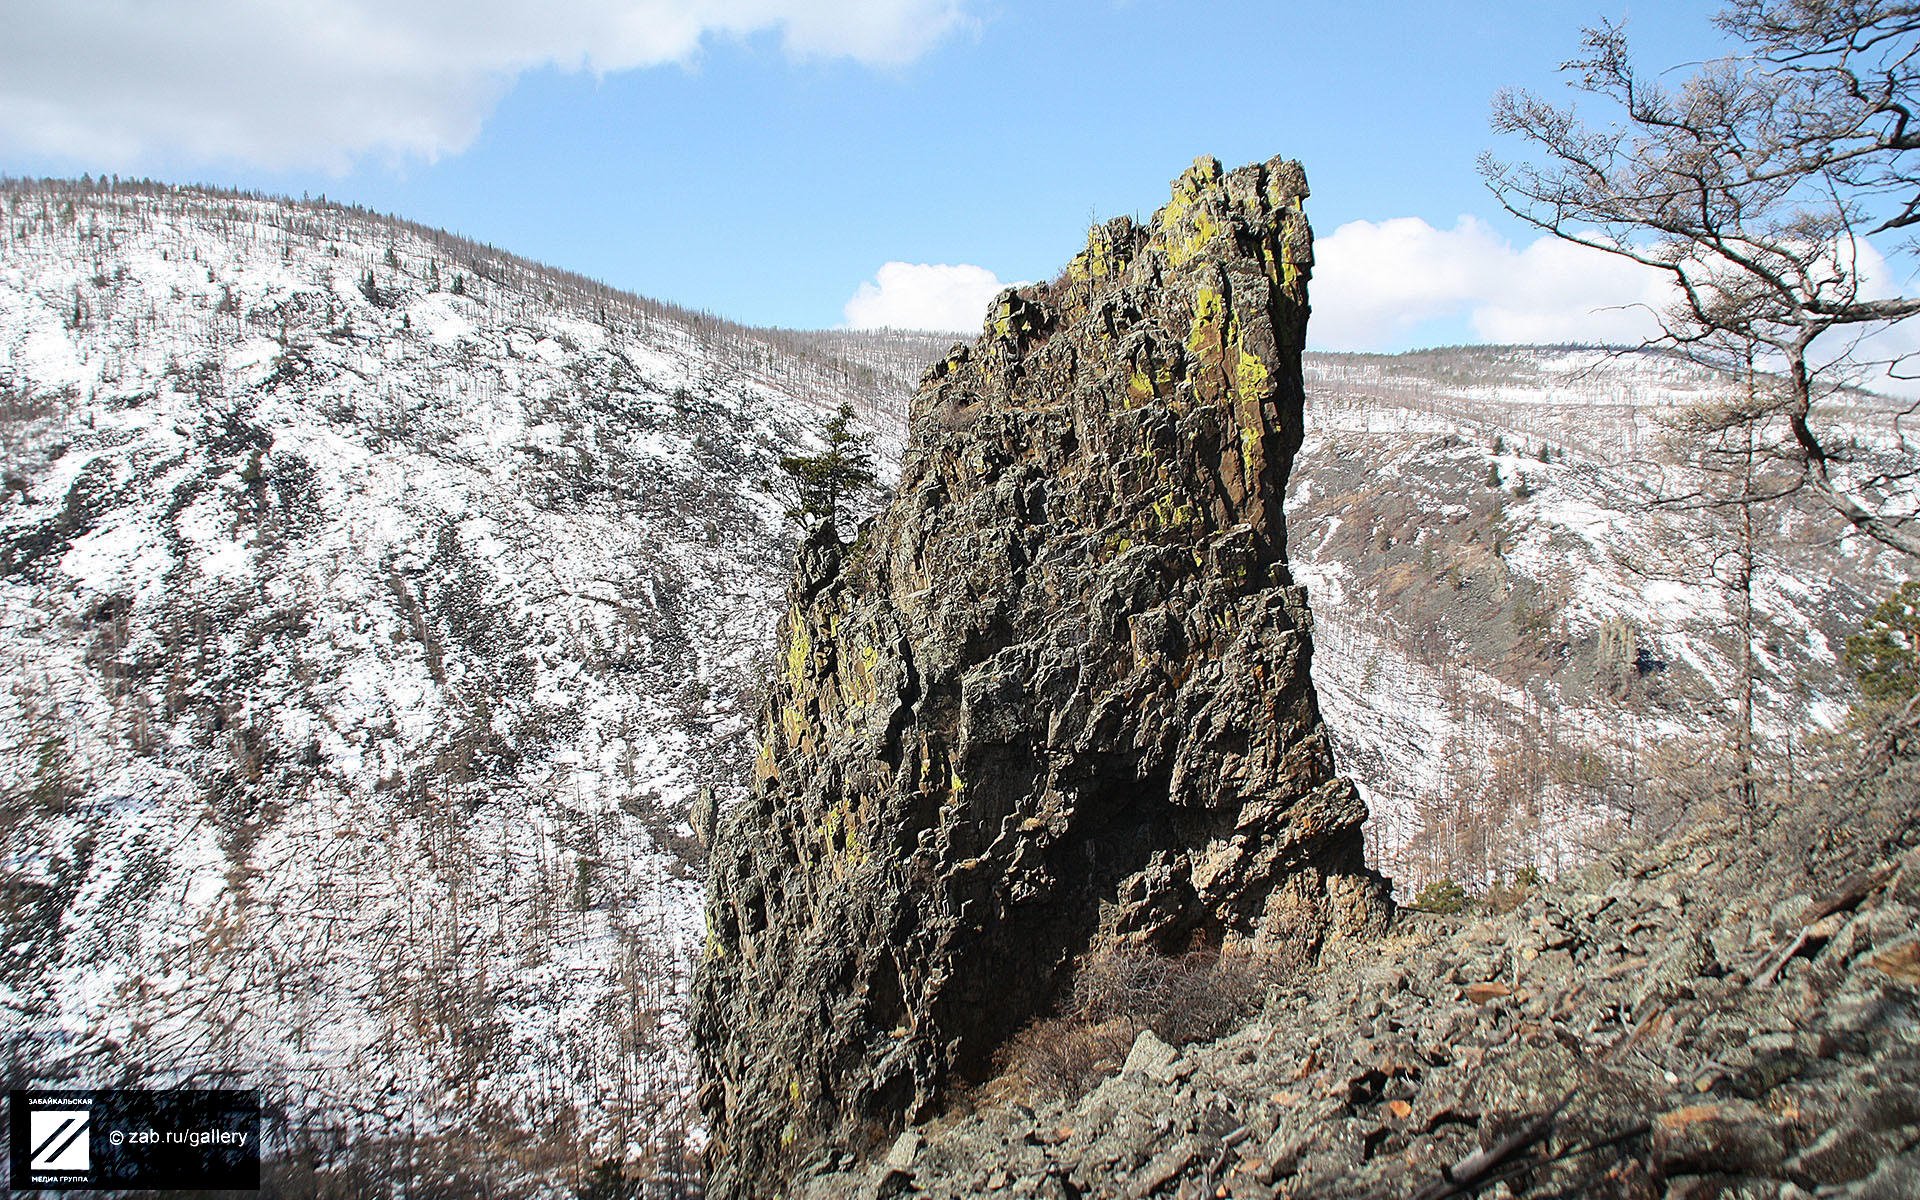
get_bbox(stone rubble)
[795,770,1920,1199]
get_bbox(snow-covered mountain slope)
[1290,346,1911,891]
[0,181,912,1190]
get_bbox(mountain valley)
[0,178,1911,1195]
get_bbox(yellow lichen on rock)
[1235,346,1270,406]
[1187,283,1227,356]
[1165,206,1222,269]
[785,618,811,689]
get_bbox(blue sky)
[0,0,1733,347]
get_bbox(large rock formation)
[692,154,1392,1198]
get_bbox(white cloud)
[844,261,1009,332]
[0,1,975,171]
[1311,215,1920,394]
[1307,215,1509,346]
[1311,215,1674,351]
[1472,235,1677,344]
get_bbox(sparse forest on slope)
[1291,346,1911,894]
[0,179,907,1193]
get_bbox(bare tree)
[1669,373,1771,823]
[1483,0,1920,557]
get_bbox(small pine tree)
[771,403,879,533]
[1845,581,1920,702]
[575,1159,638,1200]
[1413,877,1470,915]
[572,857,595,911]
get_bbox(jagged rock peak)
[691,154,1392,1198]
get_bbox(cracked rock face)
[691,154,1393,1199]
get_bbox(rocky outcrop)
[691,155,1392,1199]
[785,762,1920,1200]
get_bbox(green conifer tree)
[770,403,879,534]
[1846,581,1920,702]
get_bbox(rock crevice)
[692,154,1392,1199]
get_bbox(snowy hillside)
[0,181,911,1192]
[1291,347,1911,890]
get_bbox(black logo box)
[9,1089,259,1192]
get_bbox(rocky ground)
[794,753,1920,1199]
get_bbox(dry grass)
[996,945,1276,1102]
